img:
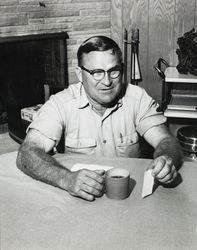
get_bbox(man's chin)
[99,95,119,108]
[97,87,122,107]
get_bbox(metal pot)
[177,126,197,158]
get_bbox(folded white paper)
[71,163,113,172]
[141,169,155,198]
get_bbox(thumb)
[146,160,155,170]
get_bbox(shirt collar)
[117,97,123,108]
[77,83,89,109]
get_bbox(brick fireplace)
[0,31,68,142]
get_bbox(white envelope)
[71,163,113,172]
[141,169,155,198]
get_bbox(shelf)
[167,94,197,111]
[164,109,197,119]
[165,67,197,83]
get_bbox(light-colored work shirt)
[28,82,166,158]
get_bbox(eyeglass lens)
[93,69,121,80]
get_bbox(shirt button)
[103,139,107,144]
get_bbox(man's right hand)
[66,169,105,201]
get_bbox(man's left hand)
[152,155,177,184]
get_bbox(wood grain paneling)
[196,0,197,24]
[148,0,175,100]
[111,0,123,49]
[111,0,197,103]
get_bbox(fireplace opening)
[0,32,68,142]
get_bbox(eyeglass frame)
[79,64,123,81]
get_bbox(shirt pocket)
[65,137,97,156]
[116,133,140,158]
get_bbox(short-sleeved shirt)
[28,82,166,158]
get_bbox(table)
[1,152,197,250]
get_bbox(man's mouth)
[100,87,113,91]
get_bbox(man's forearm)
[153,137,183,168]
[16,142,71,190]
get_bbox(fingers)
[86,170,105,185]
[82,182,103,196]
[77,190,95,201]
[67,169,105,201]
[163,170,177,184]
[152,155,177,184]
[82,175,103,192]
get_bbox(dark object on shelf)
[177,126,197,158]
[176,28,197,75]
[0,112,8,124]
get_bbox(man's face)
[78,50,123,108]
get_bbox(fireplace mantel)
[0,31,68,43]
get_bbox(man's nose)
[103,72,111,86]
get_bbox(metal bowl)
[177,126,197,153]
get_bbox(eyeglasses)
[80,65,122,81]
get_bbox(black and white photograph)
[0,1,197,249]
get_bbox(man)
[17,36,183,201]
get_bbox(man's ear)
[75,66,83,82]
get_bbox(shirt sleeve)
[27,95,64,144]
[135,88,167,136]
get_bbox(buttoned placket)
[78,85,123,156]
[101,108,118,157]
[90,105,119,157]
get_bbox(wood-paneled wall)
[111,0,197,102]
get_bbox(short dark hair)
[77,36,122,66]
